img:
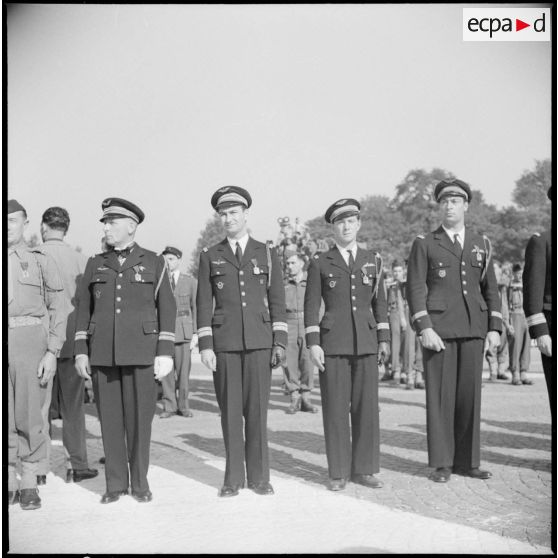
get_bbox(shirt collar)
[442,226,465,244]
[227,234,249,253]
[335,242,358,265]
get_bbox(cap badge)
[336,199,347,205]
[329,280,337,288]
[217,281,224,290]
[438,270,446,278]
[218,187,230,193]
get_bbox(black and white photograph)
[6,3,553,554]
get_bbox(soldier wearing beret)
[304,198,390,491]
[74,198,177,504]
[160,246,198,418]
[406,179,502,483]
[507,263,532,386]
[523,186,553,418]
[8,199,69,510]
[196,186,288,497]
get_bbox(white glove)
[154,356,174,380]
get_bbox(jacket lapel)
[434,226,461,260]
[241,237,263,270]
[216,238,238,268]
[119,244,144,272]
[103,251,121,272]
[327,246,350,274]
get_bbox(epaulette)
[202,247,208,253]
[416,234,425,240]
[313,254,320,260]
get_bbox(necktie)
[235,242,243,266]
[453,233,463,257]
[348,250,355,270]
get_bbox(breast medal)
[251,258,260,275]
[439,270,446,278]
[217,281,224,290]
[20,261,29,278]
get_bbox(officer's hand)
[154,356,174,381]
[201,349,217,372]
[401,318,408,331]
[271,345,286,368]
[309,345,325,372]
[37,351,57,386]
[419,328,445,352]
[190,334,199,351]
[537,335,552,357]
[508,325,515,337]
[486,331,500,354]
[75,354,91,381]
[377,342,390,365]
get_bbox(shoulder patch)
[202,247,208,253]
[313,254,320,260]
[416,234,425,240]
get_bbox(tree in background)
[188,214,223,277]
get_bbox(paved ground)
[8,347,553,554]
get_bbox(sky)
[7,3,551,268]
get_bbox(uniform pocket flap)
[430,261,451,270]
[212,313,225,325]
[90,273,109,284]
[479,299,488,311]
[143,321,159,334]
[210,265,226,277]
[133,272,155,284]
[426,298,447,311]
[261,311,271,323]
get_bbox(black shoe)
[131,489,153,503]
[301,395,318,413]
[247,481,274,495]
[521,376,534,385]
[8,490,19,505]
[100,490,128,504]
[71,468,99,483]
[327,478,347,491]
[36,475,47,486]
[429,467,451,483]
[454,467,492,480]
[351,474,383,489]
[219,484,242,497]
[177,409,194,417]
[19,488,41,510]
[99,456,106,464]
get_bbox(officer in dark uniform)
[304,198,390,491]
[74,198,176,504]
[407,179,502,483]
[523,186,553,418]
[196,186,287,497]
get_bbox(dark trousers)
[320,354,380,479]
[49,358,89,470]
[423,338,484,470]
[213,349,272,487]
[161,341,192,412]
[92,365,157,493]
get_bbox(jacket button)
[352,306,357,311]
[462,281,466,285]
[461,262,465,266]
[242,302,246,307]
[116,284,121,290]
[241,291,246,296]
[116,309,121,314]
[352,285,355,289]
[463,290,468,295]
[462,271,466,275]
[239,271,244,276]
[118,273,123,277]
[116,297,121,302]
[240,281,245,286]
[352,296,356,300]
[351,275,355,279]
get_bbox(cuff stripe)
[198,327,213,338]
[527,313,547,327]
[491,311,502,319]
[159,332,176,342]
[305,326,320,334]
[75,331,87,341]
[411,310,428,322]
[377,323,390,330]
[272,322,289,332]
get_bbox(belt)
[177,311,191,317]
[286,311,304,319]
[8,316,43,328]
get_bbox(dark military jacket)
[74,244,177,366]
[304,246,390,356]
[196,237,287,352]
[406,226,502,339]
[523,230,552,339]
[173,273,197,343]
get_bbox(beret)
[100,197,145,223]
[434,179,472,203]
[211,186,252,211]
[7,199,26,215]
[162,246,182,258]
[325,198,361,224]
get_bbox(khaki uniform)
[507,281,531,378]
[8,242,67,490]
